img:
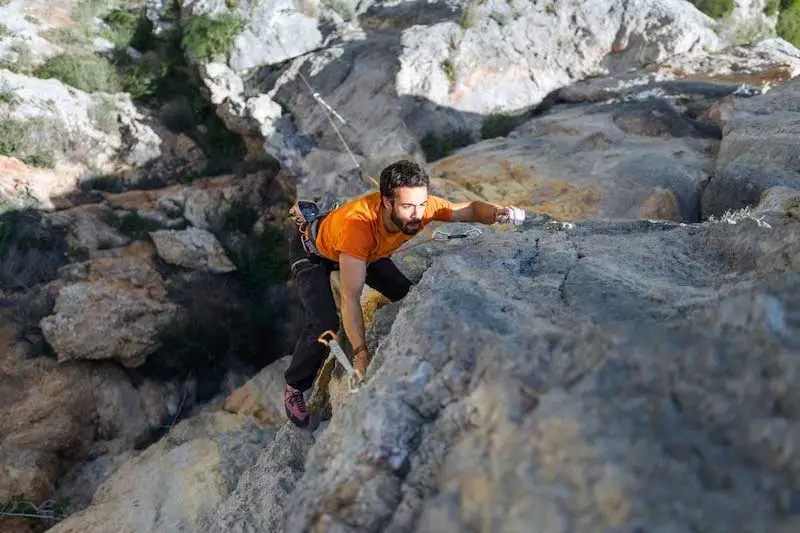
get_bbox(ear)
[381,195,392,209]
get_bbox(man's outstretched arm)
[449,201,525,225]
[338,253,370,380]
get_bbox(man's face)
[385,186,428,235]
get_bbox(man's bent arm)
[449,201,502,224]
[338,253,369,373]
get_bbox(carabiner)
[317,330,363,392]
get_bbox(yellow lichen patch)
[434,154,604,221]
[639,188,682,222]
[432,156,537,205]
[784,197,800,219]
[525,180,603,221]
[361,288,391,332]
[222,382,286,426]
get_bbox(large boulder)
[0,294,183,515]
[202,193,800,533]
[39,244,189,368]
[46,409,275,533]
[0,70,161,171]
[429,89,720,223]
[702,75,800,217]
[150,227,237,274]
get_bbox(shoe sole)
[285,406,310,428]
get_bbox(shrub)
[420,130,472,161]
[0,119,56,168]
[690,0,735,19]
[101,8,141,48]
[481,112,527,139]
[181,14,244,63]
[765,0,781,16]
[778,0,800,46]
[0,210,69,290]
[116,211,162,241]
[33,54,120,93]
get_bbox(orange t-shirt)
[314,191,453,263]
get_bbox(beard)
[390,209,422,235]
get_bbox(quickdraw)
[397,227,483,253]
[432,228,483,241]
[317,329,364,393]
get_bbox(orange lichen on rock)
[639,188,682,222]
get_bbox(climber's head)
[380,159,430,235]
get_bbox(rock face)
[39,281,188,367]
[702,75,800,217]
[201,195,800,533]
[165,0,739,196]
[46,410,275,533]
[4,2,800,532]
[151,227,237,274]
[0,298,183,513]
[431,90,719,223]
[229,0,324,72]
[44,68,800,533]
[0,70,161,171]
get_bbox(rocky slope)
[0,0,799,532]
[39,41,800,533]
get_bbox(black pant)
[284,230,412,391]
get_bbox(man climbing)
[284,159,525,427]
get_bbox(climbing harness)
[317,330,364,393]
[289,199,327,257]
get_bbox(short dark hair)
[379,159,430,200]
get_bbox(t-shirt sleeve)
[335,216,375,262]
[425,195,454,222]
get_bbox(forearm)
[340,296,367,355]
[467,201,501,224]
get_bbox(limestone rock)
[187,0,738,195]
[222,356,291,427]
[0,308,183,512]
[47,204,131,253]
[430,97,716,223]
[39,282,188,368]
[0,71,162,171]
[703,75,800,217]
[150,227,237,274]
[203,423,315,533]
[275,212,800,533]
[229,0,324,72]
[47,410,275,533]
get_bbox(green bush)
[33,54,120,93]
[765,0,781,16]
[0,210,69,290]
[778,0,800,46]
[101,8,141,48]
[116,211,162,241]
[420,130,473,161]
[0,119,55,168]
[118,52,169,100]
[689,0,735,19]
[181,14,244,62]
[481,112,526,139]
